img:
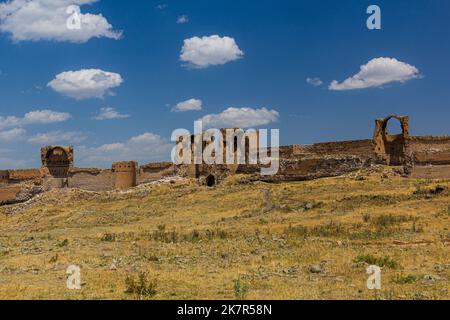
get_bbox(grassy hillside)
[0,168,449,300]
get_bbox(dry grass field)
[0,167,449,300]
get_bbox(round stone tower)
[112,161,137,189]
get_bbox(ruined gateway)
[0,115,449,205]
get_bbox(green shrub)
[57,239,69,247]
[354,254,399,269]
[392,274,417,284]
[124,272,157,300]
[233,277,249,300]
[101,233,116,242]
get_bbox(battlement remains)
[112,161,137,189]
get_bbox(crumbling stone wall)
[262,156,365,182]
[0,170,9,185]
[406,136,450,165]
[0,186,21,205]
[68,168,114,191]
[7,169,42,183]
[177,115,448,183]
[1,114,449,202]
[139,162,175,183]
[410,165,450,179]
[296,140,376,160]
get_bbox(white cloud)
[172,98,202,112]
[0,110,71,130]
[199,107,279,128]
[329,57,420,91]
[0,0,122,43]
[306,77,323,87]
[177,15,188,24]
[0,128,26,141]
[48,69,123,100]
[77,132,173,167]
[93,107,130,120]
[180,35,244,68]
[28,131,87,144]
[155,4,167,10]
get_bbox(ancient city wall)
[296,139,375,159]
[406,136,450,165]
[0,115,449,203]
[410,165,450,179]
[263,156,364,182]
[0,170,9,185]
[6,169,42,183]
[68,168,114,192]
[0,186,21,205]
[139,162,175,184]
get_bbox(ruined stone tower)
[112,161,137,189]
[41,146,74,178]
[39,146,74,189]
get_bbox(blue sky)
[0,0,449,169]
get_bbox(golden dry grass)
[0,170,449,300]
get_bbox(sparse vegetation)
[233,277,249,300]
[354,254,399,269]
[0,173,448,300]
[57,239,69,247]
[101,233,116,242]
[124,272,157,300]
[392,274,417,284]
[372,214,414,228]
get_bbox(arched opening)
[373,115,410,166]
[381,117,406,166]
[45,147,70,177]
[206,175,216,187]
[384,118,403,136]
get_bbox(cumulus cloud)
[77,132,173,167]
[199,107,279,128]
[28,131,87,144]
[172,98,202,112]
[92,107,130,120]
[306,77,323,87]
[0,128,26,141]
[0,110,71,130]
[329,57,420,91]
[0,0,122,43]
[177,15,188,24]
[180,35,244,68]
[48,69,123,100]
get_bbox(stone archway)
[373,115,409,166]
[41,146,73,178]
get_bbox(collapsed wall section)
[6,169,42,183]
[406,136,450,165]
[139,162,175,184]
